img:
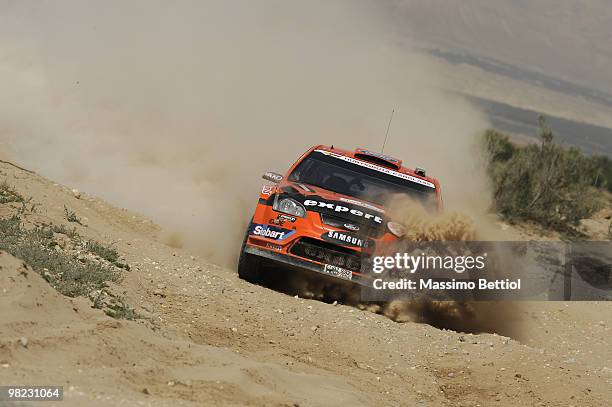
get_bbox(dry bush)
[485,117,602,231]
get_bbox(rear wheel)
[237,224,262,283]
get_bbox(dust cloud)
[386,194,480,242]
[0,0,489,266]
[382,300,523,338]
[379,195,523,337]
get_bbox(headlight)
[273,198,306,218]
[387,221,406,238]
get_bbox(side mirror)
[262,171,283,183]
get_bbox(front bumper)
[244,245,375,288]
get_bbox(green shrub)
[485,117,602,230]
[589,155,612,192]
[50,223,80,240]
[0,215,119,297]
[64,205,83,225]
[102,297,138,320]
[484,130,515,162]
[86,240,120,264]
[0,213,135,317]
[1,185,136,318]
[0,180,25,204]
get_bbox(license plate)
[322,264,353,281]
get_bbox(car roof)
[311,144,440,186]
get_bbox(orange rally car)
[238,145,443,287]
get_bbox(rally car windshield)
[288,150,437,207]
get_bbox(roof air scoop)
[353,148,402,170]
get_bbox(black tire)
[237,224,262,283]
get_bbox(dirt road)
[1,161,611,406]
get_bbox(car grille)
[290,238,365,273]
[319,213,385,238]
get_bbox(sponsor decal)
[322,264,352,281]
[303,199,383,224]
[322,230,372,248]
[279,214,297,222]
[249,224,295,241]
[269,214,297,226]
[263,172,284,183]
[261,185,274,195]
[315,149,436,189]
[338,197,384,213]
[343,223,359,231]
[265,243,282,251]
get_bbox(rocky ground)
[1,160,611,406]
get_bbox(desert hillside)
[1,157,611,406]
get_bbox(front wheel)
[237,225,262,283]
